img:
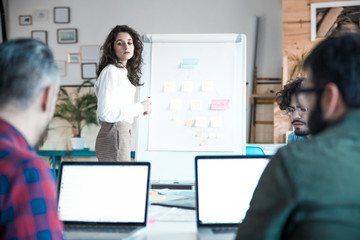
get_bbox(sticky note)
[190,100,202,111]
[196,130,203,137]
[200,140,207,146]
[195,117,208,128]
[173,114,179,121]
[209,132,216,139]
[211,99,230,110]
[216,132,223,139]
[185,120,192,127]
[202,81,214,92]
[164,81,176,92]
[180,58,199,69]
[170,99,182,110]
[181,81,194,92]
[211,116,223,128]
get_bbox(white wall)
[6,0,282,146]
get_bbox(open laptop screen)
[196,156,269,225]
[57,162,150,224]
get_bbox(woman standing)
[95,25,151,162]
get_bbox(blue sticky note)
[180,58,199,69]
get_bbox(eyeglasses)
[295,86,325,96]
[295,86,325,107]
[285,106,309,115]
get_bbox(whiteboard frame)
[136,34,247,183]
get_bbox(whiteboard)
[136,34,247,183]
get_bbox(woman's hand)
[141,100,152,115]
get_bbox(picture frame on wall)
[56,61,66,77]
[33,9,49,22]
[310,0,360,41]
[19,15,32,25]
[31,30,47,44]
[68,53,81,64]
[81,63,97,79]
[57,28,78,44]
[80,45,101,60]
[54,7,70,23]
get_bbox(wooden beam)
[317,7,343,37]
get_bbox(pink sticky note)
[211,99,230,110]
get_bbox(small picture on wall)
[33,9,49,22]
[54,7,70,23]
[31,30,47,44]
[68,53,81,64]
[57,28,78,44]
[81,63,97,79]
[19,15,32,25]
[56,61,66,77]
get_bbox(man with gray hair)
[0,39,63,239]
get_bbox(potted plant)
[54,80,98,150]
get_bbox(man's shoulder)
[0,143,51,178]
[287,132,308,143]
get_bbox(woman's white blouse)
[94,64,144,123]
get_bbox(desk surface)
[140,205,197,240]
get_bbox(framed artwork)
[57,28,78,44]
[68,53,81,64]
[80,45,101,60]
[56,61,66,77]
[31,30,47,44]
[311,0,360,41]
[33,9,49,22]
[19,15,32,25]
[54,7,70,23]
[81,63,97,79]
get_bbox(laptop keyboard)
[211,227,238,234]
[65,224,139,233]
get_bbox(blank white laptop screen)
[197,157,269,224]
[58,164,149,223]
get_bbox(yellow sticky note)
[190,100,202,111]
[181,81,194,92]
[170,99,182,110]
[196,130,203,137]
[202,81,214,92]
[185,120,193,127]
[209,132,215,139]
[164,81,176,92]
[211,116,223,128]
[200,139,207,146]
[195,117,208,128]
[173,114,179,121]
[216,132,223,139]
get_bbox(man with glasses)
[236,32,360,239]
[275,77,310,143]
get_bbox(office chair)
[245,146,265,155]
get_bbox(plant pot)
[71,137,86,150]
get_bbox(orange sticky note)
[200,139,207,146]
[185,120,192,127]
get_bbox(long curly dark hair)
[97,25,143,86]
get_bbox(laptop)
[195,155,270,240]
[57,161,151,240]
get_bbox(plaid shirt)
[0,119,63,240]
